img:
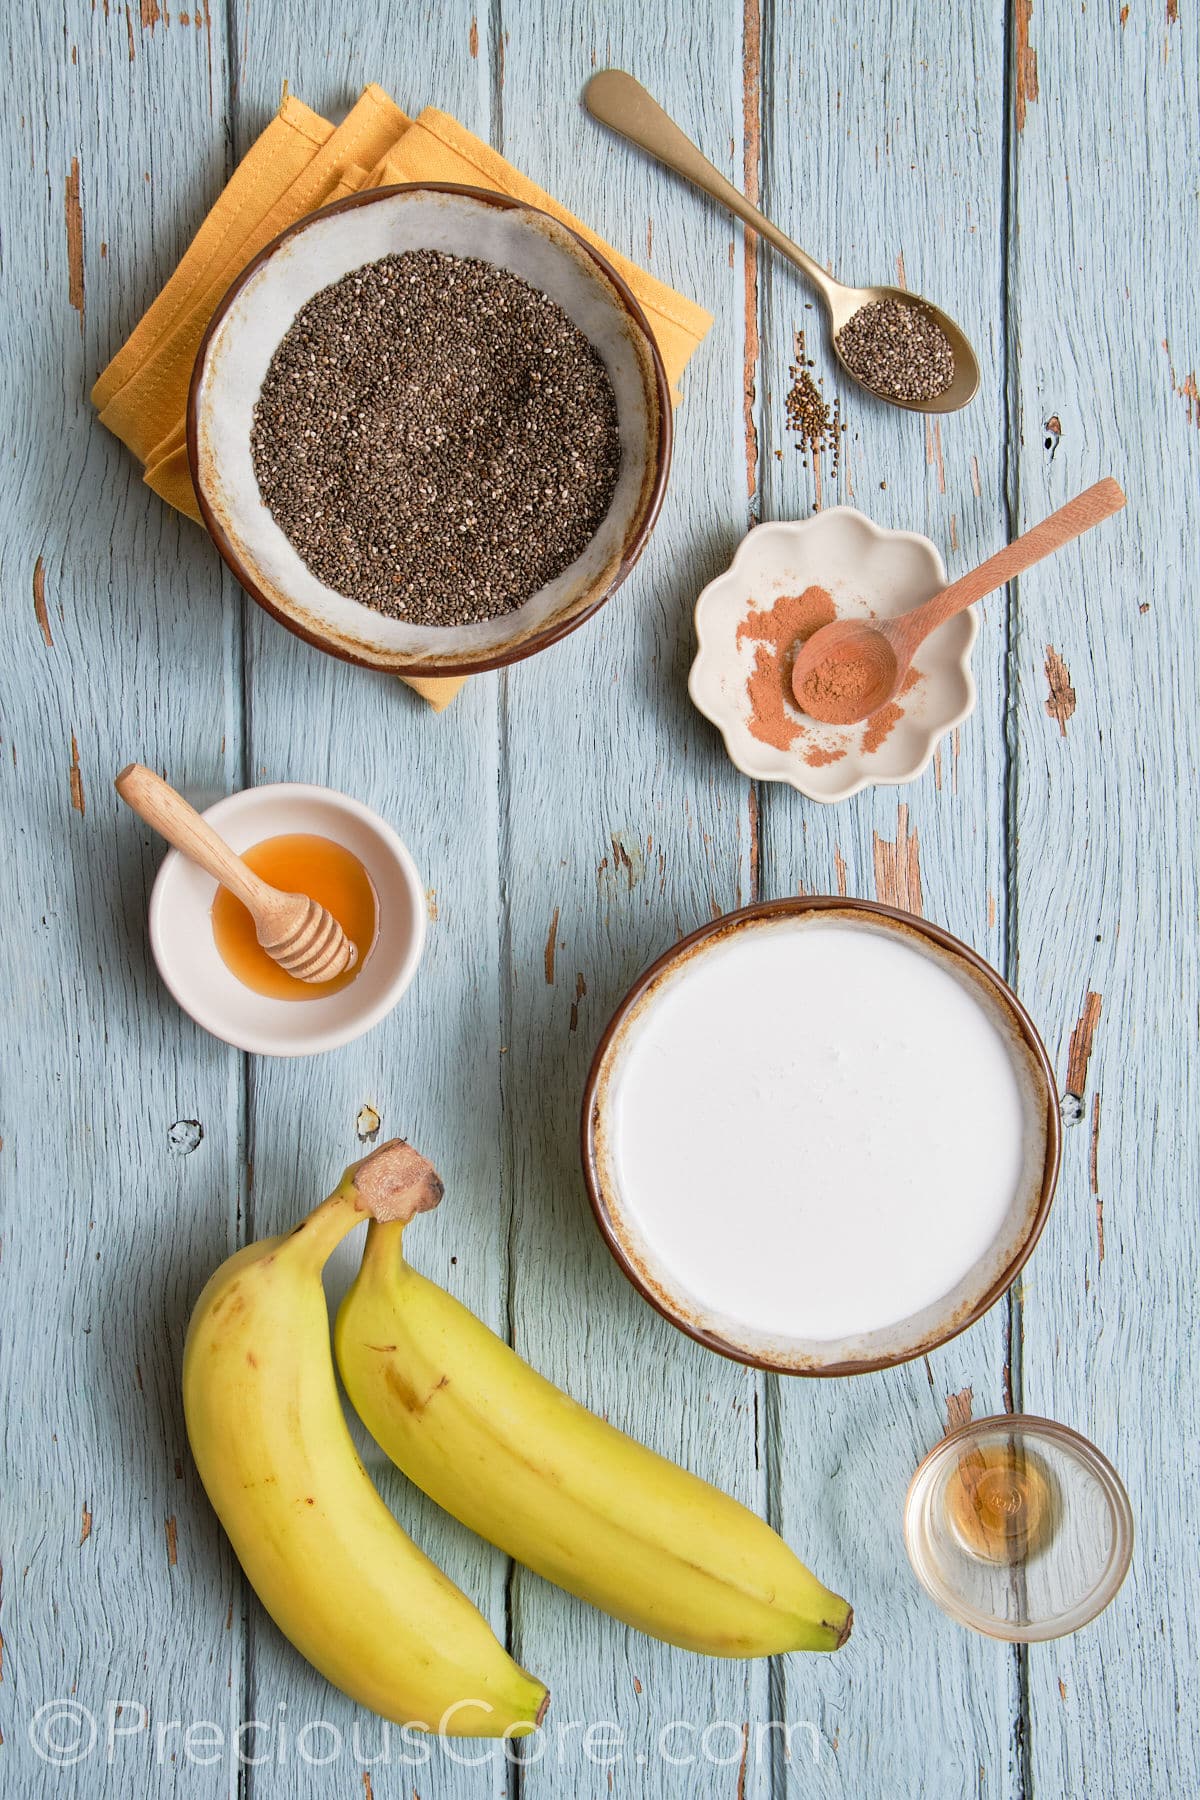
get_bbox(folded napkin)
[93,84,713,710]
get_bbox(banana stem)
[360,1216,408,1276]
[273,1144,442,1276]
[287,1189,370,1265]
[346,1140,445,1225]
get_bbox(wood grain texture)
[756,2,1020,1793]
[497,8,770,1793]
[0,0,1194,1795]
[1007,1,1200,1792]
[230,9,512,1798]
[0,6,245,1798]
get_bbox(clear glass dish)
[903,1414,1133,1641]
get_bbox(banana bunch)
[335,1146,852,1659]
[184,1140,850,1737]
[182,1143,547,1737]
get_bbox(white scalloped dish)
[688,511,977,802]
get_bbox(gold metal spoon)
[791,477,1127,725]
[584,68,979,414]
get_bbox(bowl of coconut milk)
[581,899,1060,1375]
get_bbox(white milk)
[606,918,1033,1344]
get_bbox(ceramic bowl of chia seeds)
[188,183,672,678]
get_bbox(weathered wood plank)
[2,1,1194,1796]
[229,7,515,1798]
[497,5,770,1795]
[0,5,243,1797]
[1008,2,1200,1791]
[755,2,1021,1793]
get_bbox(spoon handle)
[115,764,269,912]
[891,477,1126,659]
[584,71,832,301]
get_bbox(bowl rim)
[902,1412,1135,1640]
[147,781,426,1057]
[186,181,674,678]
[579,895,1062,1376]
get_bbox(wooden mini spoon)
[115,764,357,983]
[791,477,1126,725]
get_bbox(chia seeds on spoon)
[835,298,956,404]
[250,250,621,626]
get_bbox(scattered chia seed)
[250,250,621,626]
[784,330,842,477]
[834,298,955,404]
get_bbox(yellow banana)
[182,1143,548,1737]
[335,1144,852,1658]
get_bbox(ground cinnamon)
[736,585,837,653]
[737,586,920,763]
[737,587,843,760]
[794,657,879,718]
[860,700,903,755]
[860,670,920,753]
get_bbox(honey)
[211,833,377,1000]
[945,1441,1056,1565]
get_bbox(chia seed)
[834,298,956,404]
[250,250,622,626]
[785,329,842,476]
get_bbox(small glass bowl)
[903,1414,1133,1641]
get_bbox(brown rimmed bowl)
[581,897,1061,1376]
[187,183,672,678]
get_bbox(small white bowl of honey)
[148,783,425,1055]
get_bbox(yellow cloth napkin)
[93,84,713,711]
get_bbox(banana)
[182,1143,548,1737]
[335,1144,852,1659]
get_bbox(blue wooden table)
[3,2,1196,1794]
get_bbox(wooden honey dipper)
[115,764,357,984]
